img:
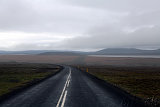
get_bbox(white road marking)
[67,79,70,87]
[61,91,68,107]
[56,67,71,107]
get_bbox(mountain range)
[94,48,160,55]
[0,48,160,55]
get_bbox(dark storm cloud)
[0,0,160,50]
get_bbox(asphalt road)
[0,66,145,107]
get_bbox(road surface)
[0,66,145,107]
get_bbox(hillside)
[39,51,82,55]
[0,48,160,55]
[94,48,160,55]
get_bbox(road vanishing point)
[0,66,145,107]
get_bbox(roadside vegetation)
[78,66,160,106]
[0,63,60,97]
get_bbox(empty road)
[0,66,145,107]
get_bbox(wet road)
[0,66,145,107]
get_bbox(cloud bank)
[0,0,160,51]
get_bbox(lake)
[89,55,160,58]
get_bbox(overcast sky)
[0,0,160,51]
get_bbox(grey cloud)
[123,11,160,27]
[0,0,108,34]
[0,0,79,33]
[63,0,160,12]
[0,0,160,50]
[62,25,160,50]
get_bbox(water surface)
[89,55,160,58]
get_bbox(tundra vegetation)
[79,66,160,106]
[0,63,60,97]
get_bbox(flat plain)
[0,55,160,106]
[0,63,60,97]
[0,55,160,67]
[79,66,160,106]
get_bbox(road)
[0,66,145,107]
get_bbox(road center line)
[61,90,68,107]
[56,67,71,107]
[67,79,70,87]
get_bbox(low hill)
[39,51,82,55]
[0,50,54,55]
[94,48,160,55]
[0,48,160,55]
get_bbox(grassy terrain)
[0,63,60,97]
[1,55,160,67]
[79,66,160,106]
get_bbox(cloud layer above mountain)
[0,0,160,51]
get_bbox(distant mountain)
[39,48,160,55]
[39,51,83,55]
[0,48,160,55]
[94,48,160,55]
[0,50,85,55]
[0,50,58,55]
